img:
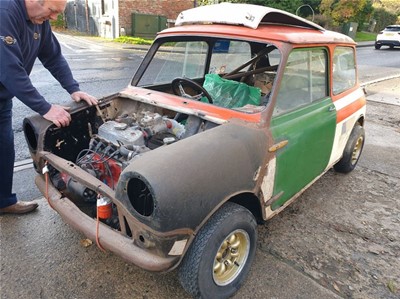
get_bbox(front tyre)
[334,124,365,173]
[178,202,257,299]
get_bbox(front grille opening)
[23,120,38,151]
[127,178,154,217]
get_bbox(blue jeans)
[0,99,17,208]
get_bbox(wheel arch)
[356,115,365,127]
[228,192,264,224]
[173,191,262,271]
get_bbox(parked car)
[23,3,366,298]
[375,25,400,49]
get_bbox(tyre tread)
[178,202,256,298]
[334,124,365,173]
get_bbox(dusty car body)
[23,3,366,298]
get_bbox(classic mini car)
[375,24,400,49]
[23,3,366,298]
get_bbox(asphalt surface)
[1,38,399,299]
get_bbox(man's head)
[25,0,67,24]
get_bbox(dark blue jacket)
[0,0,80,115]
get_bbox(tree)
[196,0,219,5]
[373,8,398,31]
[198,0,303,14]
[320,0,374,27]
[304,0,322,14]
[240,0,304,13]
[354,1,374,30]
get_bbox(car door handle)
[328,105,336,112]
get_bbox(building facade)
[65,0,195,38]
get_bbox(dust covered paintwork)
[175,3,324,30]
[23,3,366,298]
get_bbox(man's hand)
[43,105,71,128]
[71,91,98,106]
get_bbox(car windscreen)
[137,39,255,86]
[135,38,281,111]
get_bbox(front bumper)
[375,40,400,47]
[35,152,179,272]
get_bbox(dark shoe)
[0,201,38,215]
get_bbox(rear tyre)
[374,43,381,50]
[178,202,257,299]
[334,124,365,173]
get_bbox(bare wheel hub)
[213,229,250,286]
[351,136,364,165]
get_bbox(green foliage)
[239,0,302,13]
[197,0,217,5]
[198,0,303,14]
[114,36,153,45]
[354,1,373,31]
[303,0,322,14]
[196,0,400,32]
[387,280,397,294]
[355,31,376,41]
[50,13,65,29]
[313,14,329,27]
[320,0,373,27]
[373,0,400,15]
[372,8,398,32]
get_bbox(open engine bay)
[27,94,217,227]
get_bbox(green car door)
[269,48,336,210]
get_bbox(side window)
[209,40,251,74]
[333,47,356,94]
[274,48,328,116]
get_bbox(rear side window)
[209,40,252,74]
[274,48,328,116]
[332,47,356,95]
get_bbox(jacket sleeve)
[0,9,51,115]
[38,25,80,96]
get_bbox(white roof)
[175,3,324,31]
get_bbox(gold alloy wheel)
[213,229,250,286]
[351,135,364,165]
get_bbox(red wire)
[96,206,107,253]
[44,160,106,253]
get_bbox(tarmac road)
[1,77,400,297]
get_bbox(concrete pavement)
[0,198,342,299]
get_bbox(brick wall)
[119,0,194,36]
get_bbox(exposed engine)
[54,111,185,207]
